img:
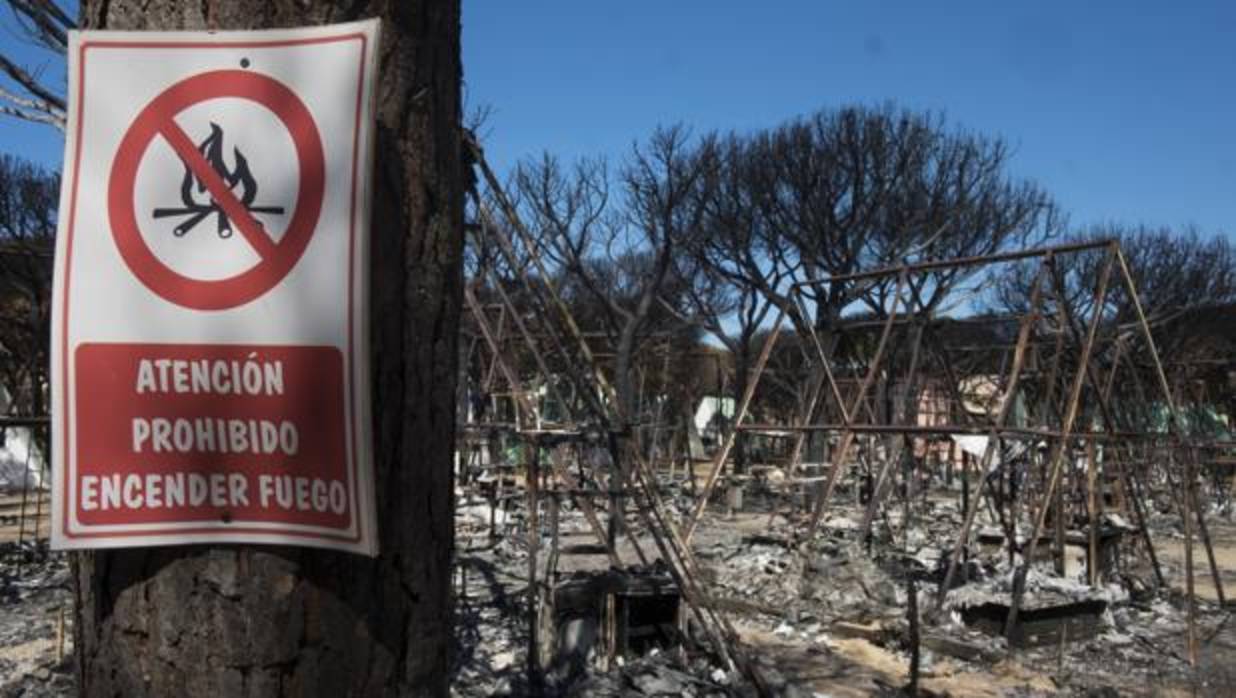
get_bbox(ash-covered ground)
[0,543,73,698]
[448,474,1236,698]
[4,477,1236,697]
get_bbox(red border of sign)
[60,32,369,544]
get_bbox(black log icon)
[152,122,285,238]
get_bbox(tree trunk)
[613,323,638,426]
[607,325,638,545]
[72,2,463,696]
[732,340,749,474]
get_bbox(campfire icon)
[151,122,285,238]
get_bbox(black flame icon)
[152,122,285,238]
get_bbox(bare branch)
[0,83,63,129]
[8,0,75,51]
[0,52,65,112]
[0,101,60,128]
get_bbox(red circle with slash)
[108,69,324,310]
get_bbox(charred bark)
[73,2,463,696]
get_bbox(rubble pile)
[562,654,737,698]
[944,568,1129,617]
[1,472,1234,697]
[450,550,527,696]
[449,478,1236,697]
[0,543,73,698]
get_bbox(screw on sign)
[108,69,325,311]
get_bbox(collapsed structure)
[2,139,1233,695]
[448,139,1236,695]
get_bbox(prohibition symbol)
[108,69,325,310]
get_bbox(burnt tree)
[0,155,55,436]
[71,2,463,696]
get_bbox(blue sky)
[462,1,1236,238]
[3,1,1234,238]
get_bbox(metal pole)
[802,270,909,543]
[1004,245,1116,639]
[683,303,787,543]
[935,258,1051,607]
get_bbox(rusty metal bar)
[465,284,539,426]
[525,438,543,686]
[474,204,610,422]
[1004,244,1116,638]
[482,255,573,421]
[801,270,909,543]
[546,448,624,568]
[935,257,1051,607]
[860,318,927,542]
[1115,246,1222,645]
[683,302,788,543]
[469,143,618,419]
[732,422,1191,442]
[791,239,1114,289]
